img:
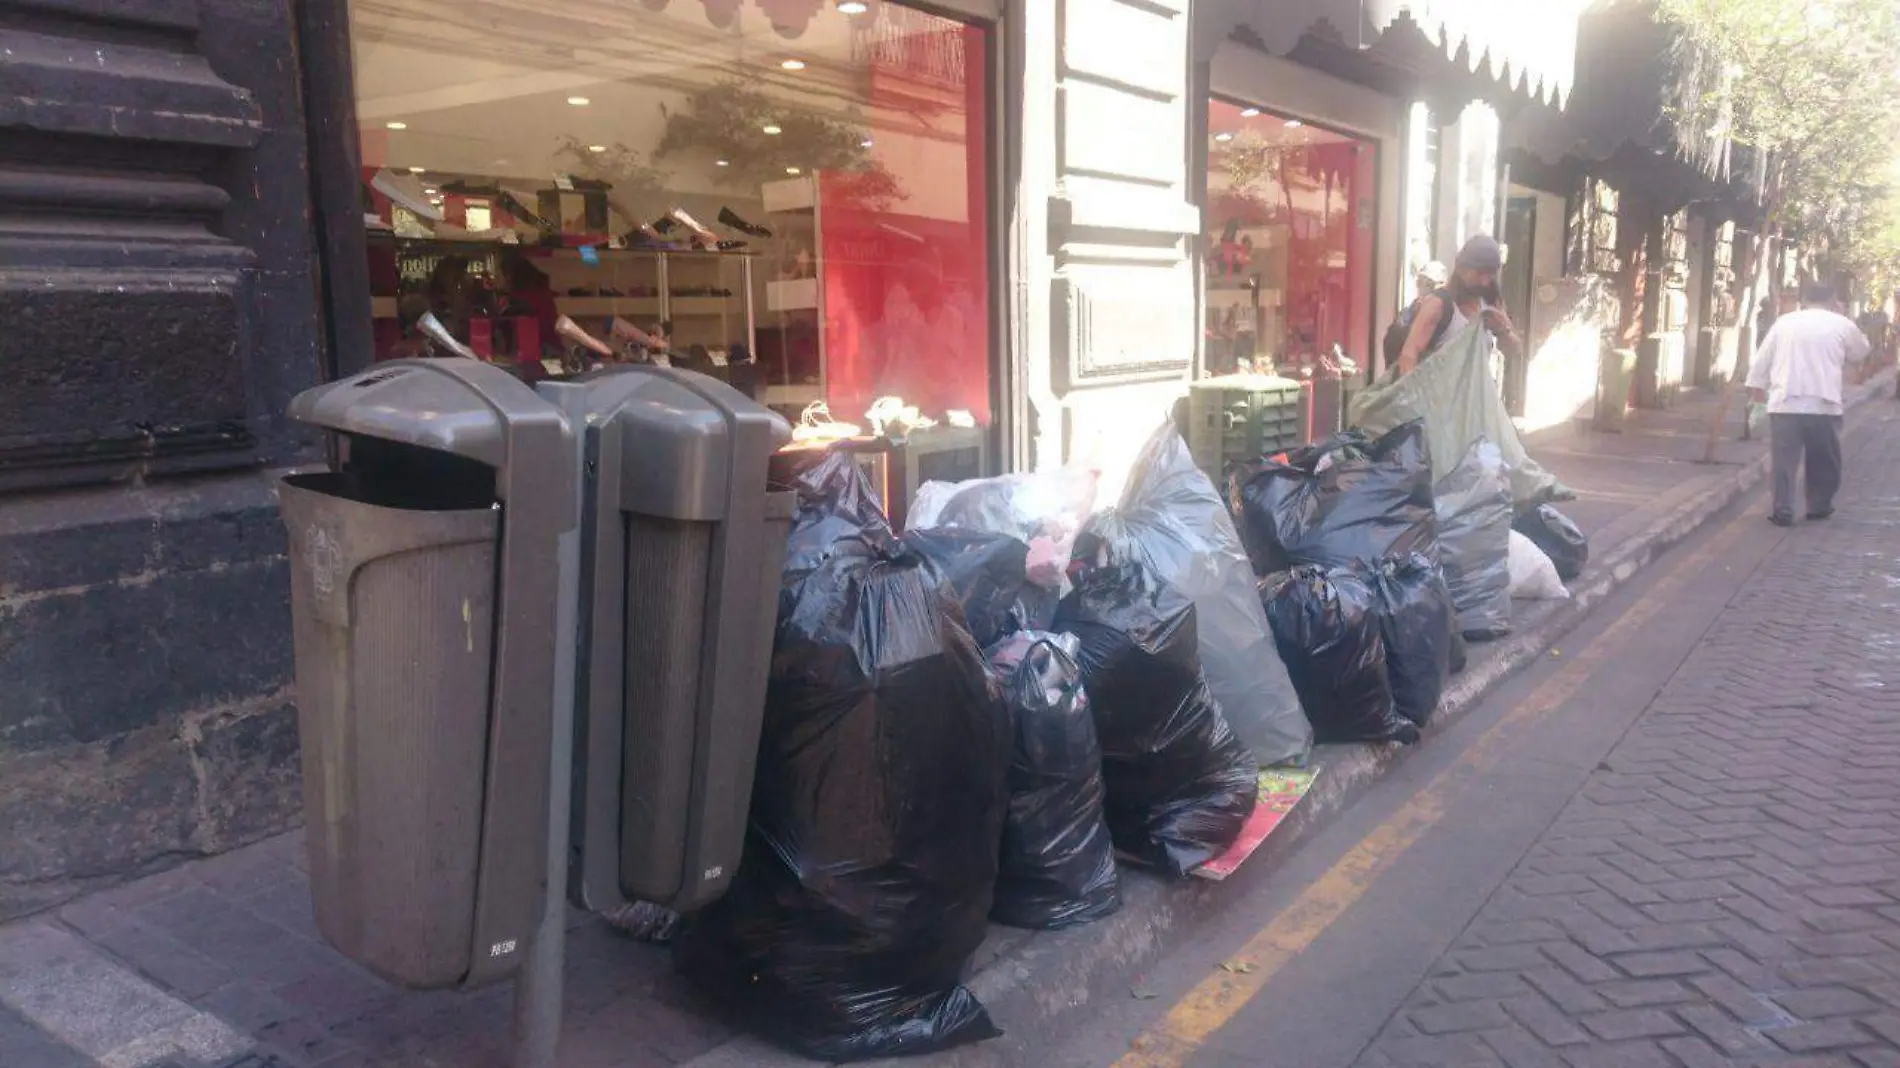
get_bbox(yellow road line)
[1113,506,1762,1068]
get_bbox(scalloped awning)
[1205,0,1589,109]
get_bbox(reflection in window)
[349,0,991,425]
[1204,100,1376,376]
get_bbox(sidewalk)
[1,374,1890,1068]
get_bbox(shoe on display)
[715,239,748,253]
[417,312,479,360]
[610,316,655,348]
[556,315,615,357]
[718,206,773,238]
[650,214,680,235]
[370,169,445,221]
[669,208,718,240]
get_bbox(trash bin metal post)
[511,380,589,1068]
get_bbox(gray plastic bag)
[1433,439,1513,641]
[1112,422,1311,767]
[1351,321,1569,506]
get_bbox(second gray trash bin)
[568,365,794,916]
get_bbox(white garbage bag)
[1508,530,1571,600]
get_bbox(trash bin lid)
[580,367,791,522]
[289,360,547,471]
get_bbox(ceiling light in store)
[1284,119,1304,128]
[762,124,783,135]
[423,187,438,195]
[588,144,607,153]
[385,121,407,130]
[781,58,807,71]
[567,96,591,106]
[1240,107,1260,117]
[715,159,730,167]
[407,166,424,173]
[861,139,874,148]
[1213,132,1234,142]
[838,1,868,13]
[786,167,802,175]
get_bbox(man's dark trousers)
[1769,412,1844,519]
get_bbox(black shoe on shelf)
[715,239,748,252]
[718,206,773,238]
[1768,512,1795,528]
[1807,507,1835,520]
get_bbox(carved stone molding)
[0,0,321,493]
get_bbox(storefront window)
[349,0,992,426]
[1204,99,1376,376]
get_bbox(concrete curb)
[679,371,1898,1068]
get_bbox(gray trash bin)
[278,359,575,990]
[566,365,793,915]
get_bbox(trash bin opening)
[289,435,497,512]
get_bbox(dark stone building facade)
[0,0,344,918]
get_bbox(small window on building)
[1204,99,1377,376]
[348,0,994,428]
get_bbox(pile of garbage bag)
[1057,526,1260,876]
[1105,424,1310,767]
[679,457,1009,1062]
[1433,439,1514,641]
[1230,420,1438,574]
[988,631,1121,929]
[683,403,1584,1058]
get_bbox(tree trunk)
[1702,208,1783,463]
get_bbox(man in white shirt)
[1747,282,1871,525]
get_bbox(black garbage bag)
[988,631,1121,929]
[906,527,1050,646]
[1054,530,1258,876]
[782,450,894,580]
[1230,420,1438,575]
[1434,439,1514,641]
[1261,567,1418,745]
[677,524,1010,1062]
[1513,504,1589,581]
[1367,554,1455,727]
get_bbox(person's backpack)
[1381,289,1455,371]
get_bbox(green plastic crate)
[1185,373,1308,484]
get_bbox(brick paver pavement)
[1358,421,1900,1067]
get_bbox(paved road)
[1058,405,1900,1068]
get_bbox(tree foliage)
[1659,0,1900,288]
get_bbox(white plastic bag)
[1508,530,1570,600]
[907,467,1099,593]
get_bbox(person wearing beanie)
[1394,235,1524,376]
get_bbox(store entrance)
[341,0,998,470]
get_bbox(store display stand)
[761,175,825,410]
